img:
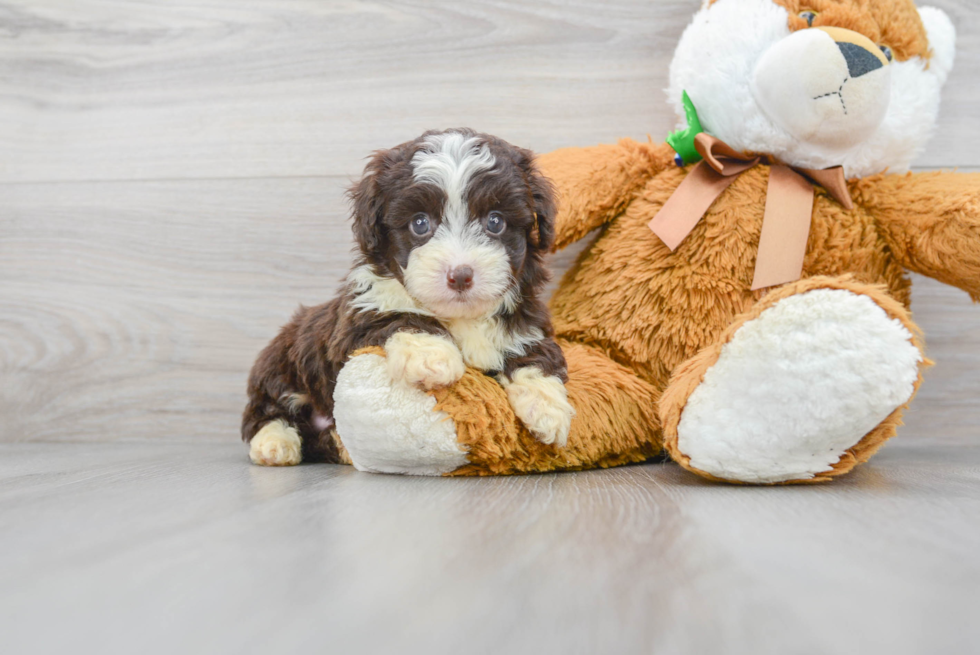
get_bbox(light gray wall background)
[1,0,977,444]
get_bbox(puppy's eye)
[485,211,505,235]
[879,44,893,61]
[410,213,430,236]
[799,10,817,26]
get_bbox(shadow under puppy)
[243,128,574,466]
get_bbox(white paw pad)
[384,331,465,390]
[500,367,575,447]
[677,289,922,483]
[334,352,468,475]
[249,420,303,466]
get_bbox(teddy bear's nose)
[837,42,884,78]
[813,26,890,77]
[751,24,891,150]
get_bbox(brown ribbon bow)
[648,133,853,290]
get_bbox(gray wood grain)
[1,441,978,655]
[0,177,350,442]
[0,0,977,183]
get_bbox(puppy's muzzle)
[447,265,474,292]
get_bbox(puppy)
[242,128,574,467]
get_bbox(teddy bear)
[330,0,979,484]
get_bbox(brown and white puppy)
[242,128,573,467]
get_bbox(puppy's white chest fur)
[444,317,509,372]
[444,317,541,373]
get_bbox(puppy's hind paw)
[385,331,465,390]
[500,367,575,447]
[249,420,303,466]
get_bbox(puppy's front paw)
[500,367,575,447]
[250,419,303,466]
[385,331,465,390]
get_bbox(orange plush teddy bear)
[332,0,979,484]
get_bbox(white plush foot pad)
[250,419,303,466]
[333,352,468,475]
[677,289,922,483]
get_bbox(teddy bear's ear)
[919,6,956,84]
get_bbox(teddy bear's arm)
[860,171,980,301]
[536,139,675,251]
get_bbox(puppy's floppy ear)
[520,151,558,252]
[348,150,390,256]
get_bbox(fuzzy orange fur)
[534,141,974,483]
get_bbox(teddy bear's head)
[668,0,955,177]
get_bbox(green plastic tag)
[666,91,704,166]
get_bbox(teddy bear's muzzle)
[751,26,891,153]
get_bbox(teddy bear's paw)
[334,351,469,475]
[384,331,465,390]
[499,367,575,447]
[249,420,303,466]
[673,288,922,483]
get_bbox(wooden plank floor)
[2,441,979,655]
[1,1,979,652]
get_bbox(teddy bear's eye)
[799,10,817,26]
[879,44,893,61]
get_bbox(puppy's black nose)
[447,265,474,292]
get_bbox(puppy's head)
[349,128,556,320]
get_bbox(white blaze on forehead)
[402,132,514,320]
[411,132,496,229]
